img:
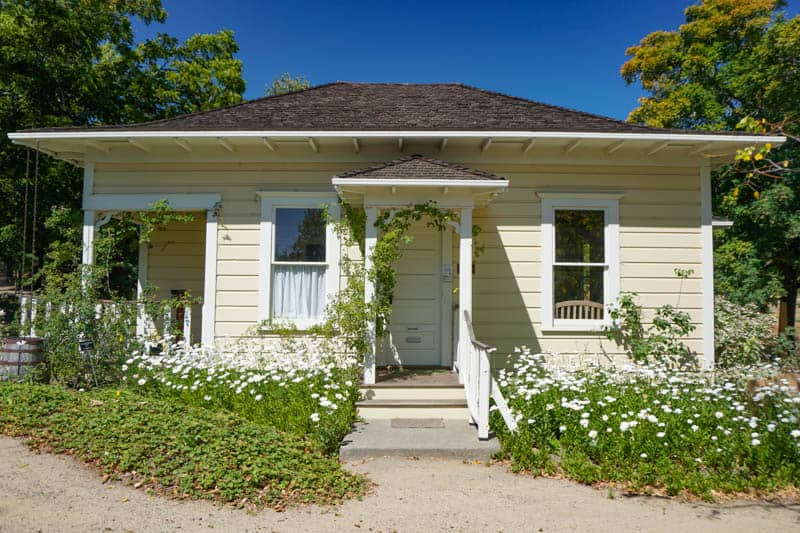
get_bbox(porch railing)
[461,310,518,439]
[18,294,194,345]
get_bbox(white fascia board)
[7,130,786,144]
[331,178,509,188]
[84,193,221,211]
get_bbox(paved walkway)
[340,419,500,461]
[1,436,798,532]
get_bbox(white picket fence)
[18,294,193,344]
[461,310,518,439]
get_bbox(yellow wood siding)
[95,158,704,360]
[147,214,205,342]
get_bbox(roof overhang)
[7,130,786,167]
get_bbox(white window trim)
[258,193,340,330]
[540,194,620,332]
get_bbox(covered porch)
[333,155,516,439]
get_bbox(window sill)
[541,322,608,334]
[257,318,325,334]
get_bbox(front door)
[387,220,445,366]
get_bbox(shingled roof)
[19,82,727,135]
[332,155,506,181]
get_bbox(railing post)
[29,296,38,337]
[183,305,192,344]
[19,295,28,335]
[478,348,491,440]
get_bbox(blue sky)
[133,0,799,121]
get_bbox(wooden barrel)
[1,337,44,381]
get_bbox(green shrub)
[27,269,141,387]
[124,336,360,453]
[0,383,365,508]
[714,295,778,368]
[493,349,800,499]
[604,292,696,367]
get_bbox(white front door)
[387,220,447,366]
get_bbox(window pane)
[555,210,604,263]
[272,264,326,319]
[274,208,326,262]
[553,266,604,319]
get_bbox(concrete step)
[340,419,500,462]
[360,385,465,401]
[357,398,469,419]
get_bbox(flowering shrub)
[714,295,778,368]
[493,347,800,499]
[123,336,360,453]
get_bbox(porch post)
[135,239,149,338]
[363,206,378,385]
[201,209,218,346]
[700,161,715,369]
[81,210,96,267]
[458,207,473,384]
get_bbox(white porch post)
[81,210,96,267]
[458,207,473,384]
[135,239,149,339]
[700,161,715,370]
[201,209,218,346]
[363,206,378,385]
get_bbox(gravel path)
[1,436,798,532]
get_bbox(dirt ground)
[0,436,798,532]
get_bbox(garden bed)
[0,383,365,510]
[492,349,800,501]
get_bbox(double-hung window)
[259,194,340,329]
[540,193,620,331]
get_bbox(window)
[540,194,620,330]
[259,194,340,328]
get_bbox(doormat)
[390,418,445,428]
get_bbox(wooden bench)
[555,300,603,320]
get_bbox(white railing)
[461,311,518,440]
[18,294,194,345]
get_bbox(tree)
[621,0,800,328]
[0,0,245,291]
[265,73,310,96]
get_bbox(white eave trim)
[83,193,221,211]
[331,178,509,188]
[7,130,786,144]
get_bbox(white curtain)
[272,265,326,319]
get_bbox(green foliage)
[265,73,311,96]
[0,384,365,508]
[621,0,800,327]
[604,293,696,367]
[27,200,197,387]
[0,0,245,288]
[714,295,778,367]
[493,352,800,499]
[125,342,361,454]
[29,269,139,387]
[714,233,785,306]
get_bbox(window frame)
[258,193,340,329]
[539,193,621,332]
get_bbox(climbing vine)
[324,200,482,360]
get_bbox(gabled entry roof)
[332,154,506,182]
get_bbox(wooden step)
[360,386,465,401]
[357,398,469,420]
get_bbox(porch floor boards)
[372,367,460,388]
